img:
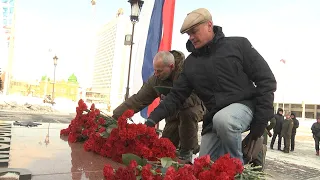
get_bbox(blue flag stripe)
[140,0,165,119]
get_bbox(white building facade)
[90,14,132,109]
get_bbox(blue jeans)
[199,103,253,163]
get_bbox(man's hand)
[249,124,266,140]
[266,129,273,137]
[160,94,166,102]
[145,119,156,127]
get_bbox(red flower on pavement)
[60,127,70,136]
[98,117,106,125]
[61,100,245,179]
[114,167,136,180]
[98,127,106,133]
[193,155,212,176]
[129,160,138,169]
[68,132,78,143]
[141,164,154,180]
[103,164,115,180]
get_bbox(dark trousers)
[291,133,296,150]
[162,105,203,153]
[270,132,282,149]
[314,136,320,151]
[283,135,291,152]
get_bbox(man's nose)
[188,34,194,41]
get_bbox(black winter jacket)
[273,113,284,134]
[149,26,277,135]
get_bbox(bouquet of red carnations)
[60,99,176,163]
[103,153,246,180]
[60,99,266,180]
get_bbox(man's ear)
[207,21,213,31]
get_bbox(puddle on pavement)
[7,122,123,179]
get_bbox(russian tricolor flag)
[130,0,175,119]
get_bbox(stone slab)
[6,122,123,179]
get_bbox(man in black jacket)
[145,8,276,163]
[270,108,284,150]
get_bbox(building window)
[306,105,315,109]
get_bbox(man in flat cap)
[145,8,276,164]
[113,50,204,162]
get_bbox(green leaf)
[122,153,143,166]
[100,132,110,138]
[160,157,174,168]
[136,176,141,180]
[141,158,148,166]
[160,167,168,174]
[105,124,117,134]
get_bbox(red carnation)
[68,132,78,143]
[90,103,95,110]
[103,164,115,179]
[141,164,154,180]
[60,128,70,136]
[114,167,136,180]
[122,109,134,118]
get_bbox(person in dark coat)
[290,113,299,151]
[311,117,320,156]
[270,108,284,150]
[145,8,277,164]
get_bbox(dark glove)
[249,123,266,140]
[266,129,273,137]
[145,119,156,127]
[242,134,263,163]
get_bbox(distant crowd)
[266,108,320,156]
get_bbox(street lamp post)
[124,0,144,101]
[52,55,58,104]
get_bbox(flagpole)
[125,22,136,101]
[280,59,286,112]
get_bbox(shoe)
[316,151,319,156]
[178,149,193,164]
[290,149,294,152]
[178,154,193,164]
[270,147,274,150]
[193,145,200,154]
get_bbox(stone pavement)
[265,158,320,180]
[0,110,75,124]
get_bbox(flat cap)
[180,8,212,34]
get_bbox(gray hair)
[153,51,175,66]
